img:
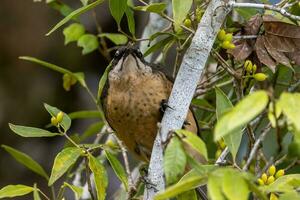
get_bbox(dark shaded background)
[0,0,130,198]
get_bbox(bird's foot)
[160,99,173,114]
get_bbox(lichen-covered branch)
[144,0,232,199]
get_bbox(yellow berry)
[270,193,278,200]
[224,33,233,42]
[252,64,257,73]
[267,176,275,185]
[184,18,192,28]
[215,149,222,158]
[51,116,58,126]
[261,173,268,183]
[268,165,276,176]
[217,29,226,41]
[221,41,231,49]
[106,139,116,148]
[244,60,253,72]
[275,169,285,178]
[257,178,264,186]
[219,140,226,150]
[228,43,235,49]
[56,112,64,123]
[254,73,268,81]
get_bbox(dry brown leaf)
[287,51,300,66]
[255,36,277,72]
[263,15,300,39]
[265,34,297,52]
[263,36,291,67]
[245,14,263,35]
[227,40,253,61]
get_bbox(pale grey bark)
[144,0,233,199]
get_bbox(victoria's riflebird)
[101,46,199,162]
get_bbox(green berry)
[56,112,64,123]
[275,169,284,178]
[51,116,58,126]
[254,73,268,81]
[267,176,275,185]
[184,18,192,28]
[268,165,276,176]
[257,178,264,186]
[217,29,226,41]
[261,173,268,183]
[244,60,253,72]
[224,33,233,42]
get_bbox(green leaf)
[214,91,269,141]
[215,87,242,159]
[235,8,259,21]
[125,6,135,36]
[99,33,128,45]
[0,185,33,199]
[279,191,300,200]
[97,62,112,104]
[177,189,197,200]
[77,34,99,55]
[207,173,225,200]
[175,129,208,160]
[63,23,85,45]
[9,123,59,137]
[154,175,207,200]
[2,145,49,180]
[222,169,249,200]
[33,184,41,200]
[47,1,74,17]
[263,174,300,193]
[105,150,128,190]
[109,0,127,27]
[172,0,193,31]
[44,103,71,131]
[88,154,108,200]
[144,35,174,57]
[80,122,104,141]
[63,182,83,199]
[18,57,87,88]
[46,0,105,36]
[48,147,82,186]
[164,137,187,185]
[279,92,300,132]
[68,110,102,119]
[134,3,166,13]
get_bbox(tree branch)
[144,0,232,199]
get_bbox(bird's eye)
[115,50,120,57]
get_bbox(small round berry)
[56,112,64,123]
[270,193,278,200]
[244,60,253,72]
[254,73,268,81]
[51,116,58,126]
[268,165,276,176]
[224,33,233,42]
[217,29,226,41]
[275,169,285,178]
[184,18,192,28]
[267,176,275,185]
[257,178,264,186]
[261,173,268,183]
[252,64,257,73]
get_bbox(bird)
[101,46,199,162]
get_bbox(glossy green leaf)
[68,110,102,120]
[214,91,269,141]
[144,36,174,57]
[263,174,300,193]
[99,33,128,45]
[63,23,85,45]
[18,57,87,88]
[215,87,242,159]
[177,189,197,200]
[164,137,187,185]
[0,185,33,199]
[44,103,71,131]
[2,145,49,180]
[208,173,225,200]
[33,184,41,200]
[175,129,208,160]
[81,122,104,141]
[279,92,300,132]
[63,182,83,199]
[46,0,105,36]
[109,0,127,26]
[125,6,135,35]
[77,34,99,55]
[222,169,249,200]
[48,147,82,186]
[172,0,193,30]
[97,62,112,104]
[88,154,108,200]
[154,175,207,200]
[9,123,59,137]
[134,3,166,13]
[105,150,128,190]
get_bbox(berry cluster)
[244,60,268,82]
[51,111,64,127]
[217,29,235,50]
